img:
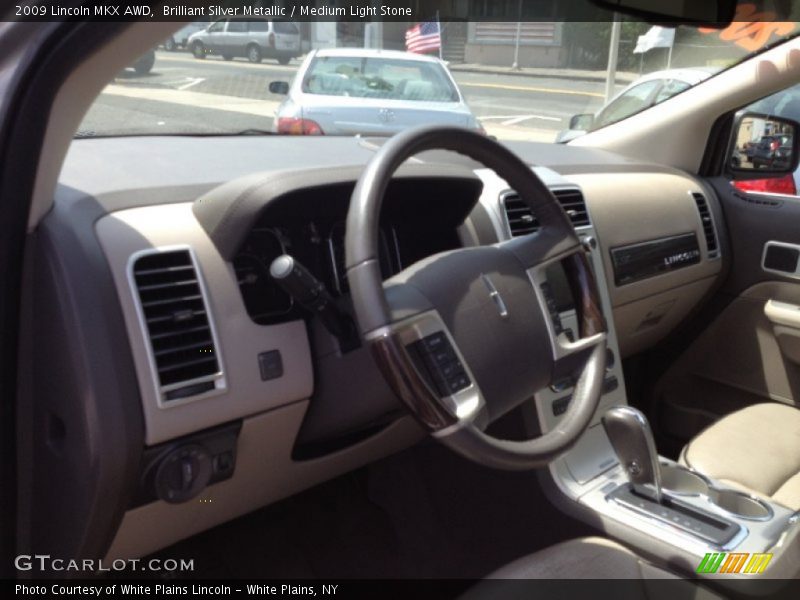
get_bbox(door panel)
[711,177,800,294]
[224,19,248,56]
[206,20,226,53]
[653,177,800,443]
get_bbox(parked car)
[735,134,797,195]
[269,48,482,136]
[752,133,793,168]
[743,140,757,160]
[163,22,207,51]
[187,18,300,64]
[557,67,719,142]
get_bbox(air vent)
[691,192,720,258]
[131,248,224,402]
[501,188,590,237]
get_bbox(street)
[80,50,622,141]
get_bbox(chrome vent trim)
[691,191,720,259]
[128,246,226,406]
[500,187,591,237]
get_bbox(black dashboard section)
[223,171,483,447]
[192,163,481,262]
[131,421,241,508]
[219,172,482,326]
[611,233,701,286]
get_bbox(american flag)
[405,19,441,54]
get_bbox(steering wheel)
[345,126,607,469]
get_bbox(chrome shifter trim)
[602,406,663,503]
[605,484,749,552]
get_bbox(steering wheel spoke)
[526,249,608,360]
[367,309,489,434]
[499,227,582,271]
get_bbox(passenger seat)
[680,403,800,510]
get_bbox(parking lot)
[80,50,625,141]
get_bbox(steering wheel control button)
[550,376,574,393]
[602,375,619,394]
[440,360,465,379]
[407,332,472,398]
[552,396,571,416]
[422,331,448,351]
[447,373,471,394]
[540,282,565,333]
[431,348,456,364]
[606,348,616,370]
[258,349,284,381]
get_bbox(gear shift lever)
[602,406,663,503]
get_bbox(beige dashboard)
[568,172,723,357]
[96,203,314,446]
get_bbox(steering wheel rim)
[345,125,607,470]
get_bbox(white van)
[187,18,301,65]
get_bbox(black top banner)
[4,0,610,23]
[5,1,798,24]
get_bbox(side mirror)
[569,113,594,131]
[730,112,800,178]
[269,81,289,95]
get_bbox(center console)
[535,203,800,585]
[475,166,800,586]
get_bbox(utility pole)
[436,10,443,60]
[364,0,383,49]
[511,0,522,70]
[605,16,621,103]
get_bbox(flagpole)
[605,15,621,103]
[437,10,443,60]
[512,0,522,70]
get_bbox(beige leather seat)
[464,537,721,598]
[680,403,800,510]
[487,537,685,579]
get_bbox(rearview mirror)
[569,114,594,131]
[590,0,736,27]
[269,81,289,95]
[730,113,800,177]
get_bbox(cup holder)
[708,489,774,521]
[660,464,710,496]
[658,463,774,522]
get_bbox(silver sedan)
[269,48,482,136]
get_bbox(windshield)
[79,12,800,142]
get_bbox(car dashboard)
[23,134,726,562]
